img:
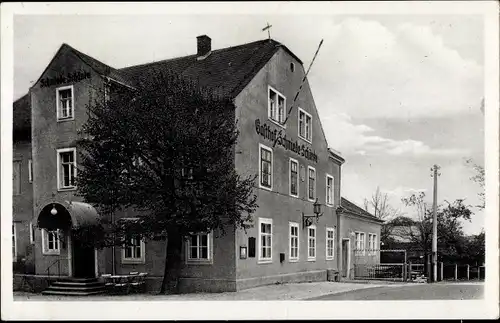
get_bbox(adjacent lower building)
[12,35,383,293]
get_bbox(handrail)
[46,258,68,280]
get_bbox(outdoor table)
[110,275,131,294]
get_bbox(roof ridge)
[118,38,278,72]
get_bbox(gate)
[353,249,407,281]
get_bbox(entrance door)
[72,238,96,278]
[342,239,349,277]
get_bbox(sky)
[12,12,485,234]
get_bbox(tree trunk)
[159,228,182,294]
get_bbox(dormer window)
[56,85,74,121]
[268,86,286,125]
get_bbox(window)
[307,166,316,201]
[355,232,366,256]
[289,222,299,261]
[187,232,212,264]
[57,148,77,190]
[289,158,299,197]
[368,233,377,256]
[259,144,273,190]
[326,175,334,206]
[268,87,286,124]
[122,236,145,263]
[181,167,194,180]
[119,218,145,264]
[326,227,335,260]
[42,229,60,255]
[307,225,316,260]
[290,62,295,72]
[30,222,35,244]
[12,224,17,261]
[258,218,273,262]
[28,159,33,183]
[298,108,312,142]
[13,160,21,195]
[56,85,74,120]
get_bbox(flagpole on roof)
[282,39,324,126]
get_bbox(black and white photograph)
[1,1,498,320]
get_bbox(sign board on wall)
[40,70,91,88]
[255,119,318,163]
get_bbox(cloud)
[309,17,483,119]
[323,113,469,157]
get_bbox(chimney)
[196,35,211,60]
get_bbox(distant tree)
[465,158,485,210]
[75,70,258,294]
[391,193,473,264]
[363,186,402,245]
[464,230,485,266]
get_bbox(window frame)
[186,232,213,265]
[258,217,273,263]
[42,229,61,255]
[13,160,21,196]
[56,147,77,191]
[368,233,377,256]
[119,217,146,264]
[30,222,35,244]
[307,224,316,261]
[289,222,299,262]
[307,166,316,202]
[326,227,335,260]
[259,143,273,191]
[267,85,286,127]
[289,158,299,198]
[12,223,17,262]
[298,107,312,143]
[326,174,334,206]
[56,85,75,121]
[355,231,366,256]
[28,159,33,183]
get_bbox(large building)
[13,35,383,293]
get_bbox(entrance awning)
[37,201,100,230]
[66,201,100,227]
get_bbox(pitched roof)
[118,39,288,96]
[341,197,384,223]
[14,38,300,134]
[13,93,31,140]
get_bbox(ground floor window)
[42,229,60,255]
[259,218,273,263]
[289,222,299,261]
[187,232,212,264]
[30,222,35,244]
[326,227,335,260]
[308,225,316,261]
[368,233,377,255]
[12,223,17,261]
[355,232,366,256]
[122,236,145,264]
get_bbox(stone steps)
[42,277,106,296]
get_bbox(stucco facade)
[13,36,383,294]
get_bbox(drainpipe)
[112,211,116,276]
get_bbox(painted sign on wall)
[255,119,318,163]
[40,70,91,88]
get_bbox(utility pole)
[431,164,441,282]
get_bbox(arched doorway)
[37,201,100,278]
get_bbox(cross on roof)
[262,22,272,39]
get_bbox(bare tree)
[364,186,402,245]
[465,158,485,210]
[364,186,401,221]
